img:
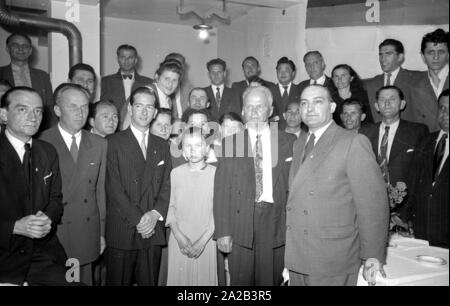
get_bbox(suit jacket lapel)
[389,121,406,163]
[289,122,338,196]
[140,133,158,197]
[114,70,127,102]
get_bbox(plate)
[416,255,447,265]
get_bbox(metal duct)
[0,0,82,68]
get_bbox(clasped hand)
[14,211,52,239]
[176,233,207,259]
[136,211,159,239]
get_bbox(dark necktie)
[23,143,32,185]
[433,133,448,182]
[386,73,392,86]
[122,74,133,80]
[70,135,79,163]
[254,134,263,202]
[216,87,221,109]
[312,80,317,85]
[378,126,390,183]
[302,133,315,163]
[282,86,289,99]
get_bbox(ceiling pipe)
[0,0,82,68]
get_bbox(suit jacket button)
[87,217,90,222]
[287,225,291,230]
[287,206,291,212]
[304,230,308,235]
[89,179,92,184]
[303,210,308,215]
[309,191,314,196]
[19,250,25,254]
[84,199,88,203]
[237,210,240,214]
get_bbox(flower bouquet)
[387,181,412,236]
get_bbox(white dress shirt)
[121,71,135,101]
[58,124,82,151]
[5,129,32,163]
[384,67,400,86]
[310,75,326,86]
[130,123,163,221]
[278,82,292,95]
[435,130,449,176]
[211,84,224,101]
[378,120,400,161]
[307,120,333,145]
[428,64,449,98]
[248,124,274,203]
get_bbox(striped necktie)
[254,134,263,202]
[378,126,390,183]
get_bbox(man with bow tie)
[100,44,153,125]
[0,87,68,285]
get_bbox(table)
[357,235,449,286]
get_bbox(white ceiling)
[7,0,302,27]
[101,0,302,27]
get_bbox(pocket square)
[43,172,53,184]
[157,160,165,166]
[285,157,293,162]
[89,162,96,165]
[406,149,414,153]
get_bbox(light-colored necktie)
[140,131,147,160]
[378,126,390,183]
[254,134,263,202]
[70,135,78,163]
[386,73,392,86]
[216,87,221,109]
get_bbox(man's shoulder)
[39,126,59,142]
[135,73,153,84]
[29,67,50,77]
[101,72,120,81]
[400,120,429,135]
[231,80,246,88]
[33,138,58,159]
[83,130,107,146]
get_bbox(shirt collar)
[385,67,400,80]
[130,122,149,140]
[438,129,449,142]
[430,64,449,81]
[278,82,292,92]
[11,63,30,72]
[212,84,224,91]
[58,123,82,143]
[310,120,332,143]
[381,119,400,130]
[311,75,326,85]
[247,123,270,138]
[5,129,32,151]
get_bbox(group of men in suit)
[0,26,448,286]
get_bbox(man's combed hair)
[207,58,227,71]
[341,98,366,114]
[129,86,159,109]
[276,56,296,71]
[116,44,138,56]
[376,85,405,101]
[1,86,39,109]
[379,39,405,54]
[421,28,449,54]
[68,63,96,81]
[242,56,259,67]
[53,83,91,105]
[6,32,32,46]
[303,50,323,62]
[88,100,117,120]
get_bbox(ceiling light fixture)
[193,23,213,40]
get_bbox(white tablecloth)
[358,236,449,286]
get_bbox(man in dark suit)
[0,80,12,134]
[283,100,304,138]
[285,85,389,286]
[410,29,449,132]
[204,58,240,121]
[271,57,301,130]
[0,32,54,131]
[0,87,68,285]
[40,84,107,286]
[214,85,295,286]
[406,89,449,248]
[105,87,171,286]
[340,99,368,133]
[364,39,422,123]
[68,63,97,103]
[297,51,336,96]
[360,86,429,186]
[231,56,275,108]
[100,44,153,124]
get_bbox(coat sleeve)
[347,134,389,264]
[96,140,107,237]
[106,140,144,228]
[43,147,64,226]
[153,142,172,220]
[213,156,232,239]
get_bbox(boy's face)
[182,133,207,163]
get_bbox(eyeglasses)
[9,43,31,50]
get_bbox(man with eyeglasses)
[0,32,54,130]
[40,83,107,286]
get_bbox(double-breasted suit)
[40,127,107,266]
